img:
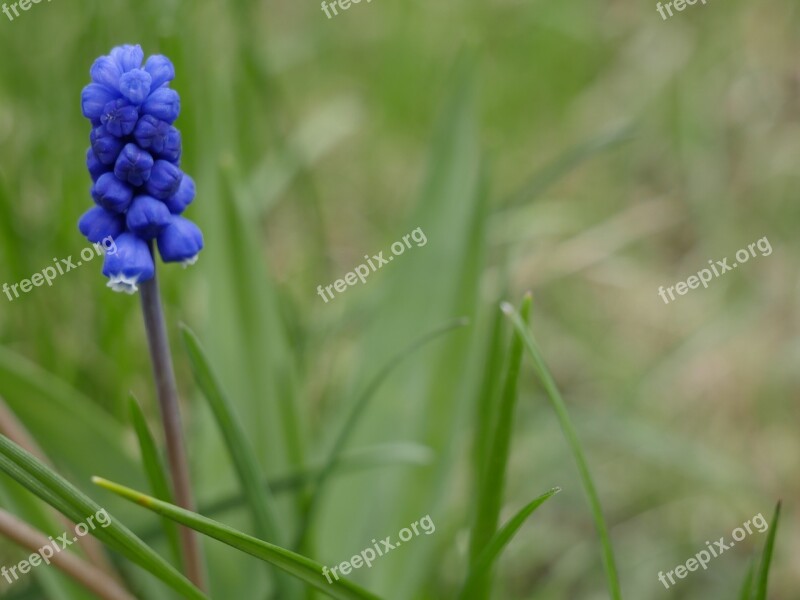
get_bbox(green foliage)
[0,436,207,600]
[93,477,381,600]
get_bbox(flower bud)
[157,216,203,266]
[126,195,171,239]
[119,69,152,105]
[86,147,110,182]
[90,56,122,92]
[144,55,175,89]
[110,45,144,73]
[102,233,154,293]
[163,175,195,214]
[100,99,138,137]
[141,88,180,124]
[145,160,183,199]
[81,84,119,120]
[90,125,124,165]
[78,206,125,243]
[114,143,154,187]
[91,172,134,213]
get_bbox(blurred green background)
[0,0,798,598]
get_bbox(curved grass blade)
[294,317,470,549]
[128,393,182,567]
[0,435,208,600]
[180,324,283,543]
[468,295,531,599]
[93,477,382,600]
[472,302,508,493]
[501,301,622,600]
[179,323,292,596]
[459,487,560,599]
[738,561,754,600]
[753,501,781,600]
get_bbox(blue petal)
[141,88,180,124]
[78,205,125,243]
[86,147,110,182]
[145,160,183,200]
[133,115,181,161]
[119,69,152,105]
[126,195,172,239]
[89,56,122,92]
[89,125,124,165]
[102,233,154,293]
[144,55,175,89]
[114,144,154,187]
[157,216,203,265]
[163,175,195,214]
[81,84,119,120]
[100,99,139,137]
[91,172,134,213]
[110,45,144,73]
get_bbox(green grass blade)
[127,393,182,568]
[180,324,283,543]
[738,561,754,600]
[179,324,293,597]
[468,295,531,600]
[295,317,469,549]
[501,301,623,600]
[460,487,561,599]
[753,501,781,600]
[0,435,208,600]
[93,477,382,600]
[471,303,508,493]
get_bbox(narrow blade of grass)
[179,324,292,597]
[295,317,470,550]
[501,301,622,600]
[93,477,382,600]
[128,393,182,567]
[471,303,508,493]
[468,295,531,600]
[460,487,561,599]
[753,501,781,600]
[0,435,208,600]
[738,561,755,600]
[180,324,283,543]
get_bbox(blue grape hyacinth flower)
[79,44,203,294]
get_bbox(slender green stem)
[139,253,206,591]
[502,302,622,600]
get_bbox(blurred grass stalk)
[502,301,622,600]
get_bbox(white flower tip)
[181,254,199,269]
[106,274,140,294]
